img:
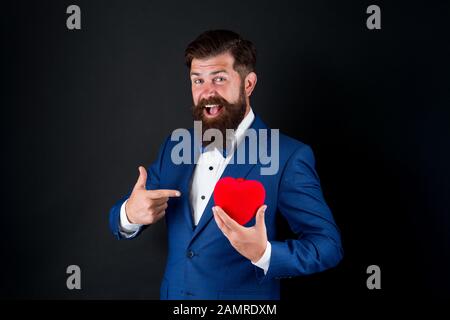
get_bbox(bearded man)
[109,30,343,300]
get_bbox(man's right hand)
[125,166,181,225]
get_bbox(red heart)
[213,177,266,226]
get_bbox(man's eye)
[214,77,225,83]
[193,79,203,84]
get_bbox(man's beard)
[192,84,247,148]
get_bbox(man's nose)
[200,83,217,100]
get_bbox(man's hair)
[184,30,256,79]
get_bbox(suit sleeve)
[256,144,343,281]
[108,136,170,240]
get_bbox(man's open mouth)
[203,104,224,118]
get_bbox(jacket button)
[186,250,195,258]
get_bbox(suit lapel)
[177,162,196,231]
[172,127,202,231]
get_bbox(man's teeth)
[204,104,221,115]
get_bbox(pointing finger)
[148,189,181,199]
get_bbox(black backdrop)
[1,0,449,302]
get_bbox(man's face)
[190,52,247,143]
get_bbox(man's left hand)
[213,205,268,263]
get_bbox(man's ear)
[244,72,257,97]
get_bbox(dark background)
[1,0,449,302]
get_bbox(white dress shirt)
[119,108,271,274]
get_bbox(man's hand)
[213,205,268,263]
[125,166,181,225]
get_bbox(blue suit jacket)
[109,115,343,300]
